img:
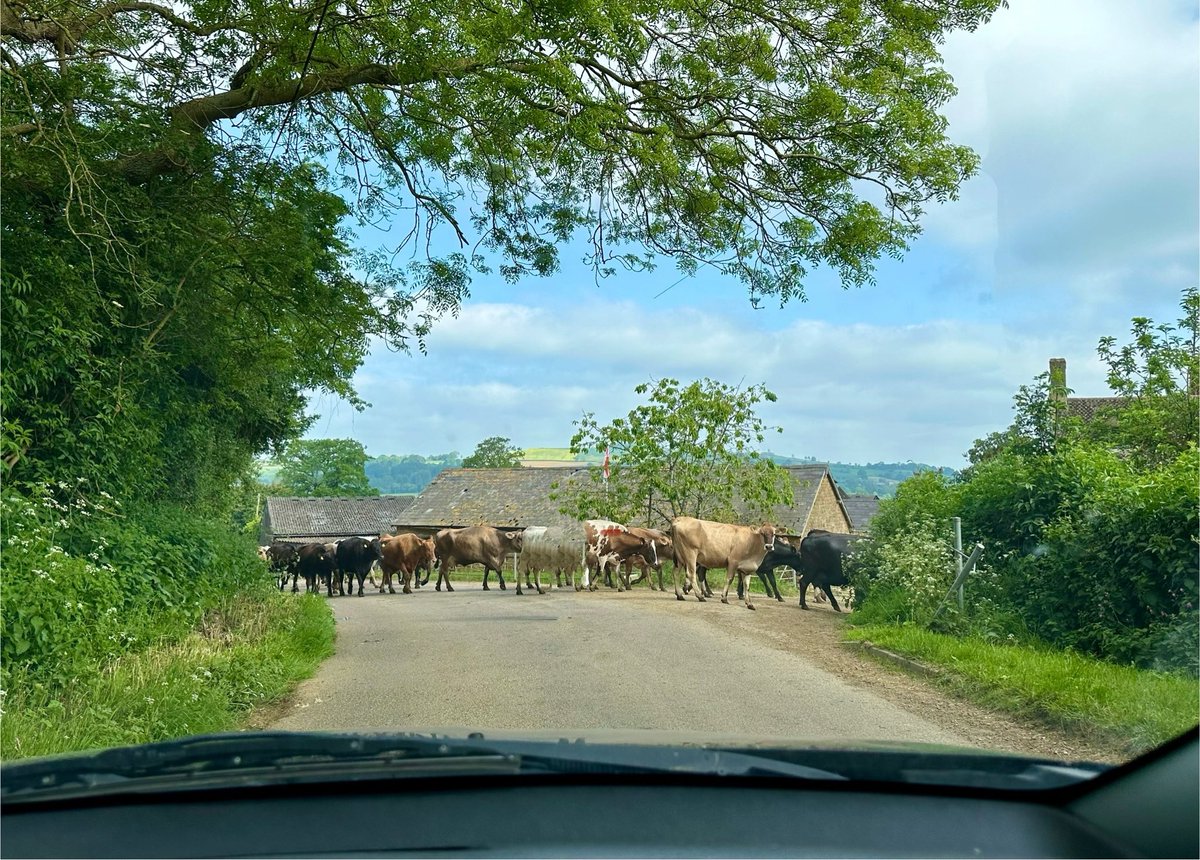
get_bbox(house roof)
[841,494,882,532]
[394,464,850,537]
[264,496,417,541]
[395,467,587,531]
[1065,396,1128,422]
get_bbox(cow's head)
[757,524,777,551]
[504,530,524,552]
[257,546,270,561]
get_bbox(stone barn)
[392,467,588,582]
[261,496,418,545]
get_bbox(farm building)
[391,467,589,579]
[838,490,882,533]
[260,496,417,545]
[395,464,853,535]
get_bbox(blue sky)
[306,0,1199,468]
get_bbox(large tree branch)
[2,0,245,48]
[115,56,509,182]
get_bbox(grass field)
[522,447,602,462]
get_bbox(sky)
[305,0,1200,468]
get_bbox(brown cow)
[434,525,529,594]
[668,517,776,609]
[378,533,436,594]
[581,519,657,592]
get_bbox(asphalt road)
[269,581,968,746]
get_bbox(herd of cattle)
[258,518,863,612]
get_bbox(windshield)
[1,0,1196,794]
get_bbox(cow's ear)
[505,531,517,540]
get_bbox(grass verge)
[1,592,334,760]
[845,624,1199,755]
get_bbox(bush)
[852,443,1199,676]
[1,482,273,689]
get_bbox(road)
[270,581,968,746]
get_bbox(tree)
[1,0,1004,508]
[276,439,378,497]
[556,378,793,525]
[462,437,524,469]
[1089,287,1199,467]
[3,0,1003,308]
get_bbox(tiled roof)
[841,494,882,532]
[396,467,587,530]
[1065,397,1128,422]
[395,464,848,536]
[264,496,417,541]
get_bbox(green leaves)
[560,377,793,525]
[461,437,525,469]
[276,439,378,497]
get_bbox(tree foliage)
[1089,287,1199,467]
[854,291,1200,675]
[461,437,524,469]
[275,439,378,497]
[557,378,793,525]
[3,0,1002,303]
[1,0,1003,512]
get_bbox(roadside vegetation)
[845,291,1199,751]
[0,483,335,760]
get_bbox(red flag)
[602,446,610,483]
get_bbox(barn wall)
[805,476,853,533]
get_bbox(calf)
[582,520,657,592]
[434,526,528,594]
[669,517,776,609]
[622,528,674,591]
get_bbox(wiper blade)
[1,732,518,803]
[2,731,851,804]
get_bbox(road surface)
[270,582,968,746]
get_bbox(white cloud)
[310,301,1115,467]
[928,0,1199,310]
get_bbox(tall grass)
[2,593,334,759]
[846,624,1199,754]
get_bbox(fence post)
[953,517,963,610]
[930,542,984,624]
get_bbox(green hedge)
[850,444,1199,675]
[1,482,275,688]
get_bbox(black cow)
[335,537,382,597]
[265,542,300,592]
[797,531,866,611]
[297,543,336,595]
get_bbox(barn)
[261,496,417,545]
[391,467,588,581]
[392,463,855,577]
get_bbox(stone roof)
[395,467,586,531]
[841,494,882,532]
[1064,396,1128,422]
[263,496,417,542]
[394,464,850,537]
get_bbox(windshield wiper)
[0,732,520,803]
[1,731,847,804]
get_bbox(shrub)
[1,482,272,689]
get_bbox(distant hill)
[763,453,956,498]
[260,448,953,497]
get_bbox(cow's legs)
[823,584,842,612]
[496,566,506,590]
[400,566,412,595]
[436,560,455,592]
[798,574,813,609]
